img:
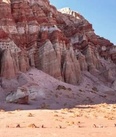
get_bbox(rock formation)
[0,0,115,86]
[6,86,29,104]
[6,84,40,104]
[0,49,16,79]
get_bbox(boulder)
[6,85,42,104]
[6,87,29,104]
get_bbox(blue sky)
[50,0,116,44]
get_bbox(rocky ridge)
[0,0,116,91]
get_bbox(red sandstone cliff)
[0,0,115,87]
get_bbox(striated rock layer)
[0,0,116,86]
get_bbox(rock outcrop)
[6,85,39,104]
[1,49,16,79]
[0,0,115,86]
[6,87,29,104]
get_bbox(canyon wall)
[0,0,116,85]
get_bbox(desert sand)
[0,104,116,137]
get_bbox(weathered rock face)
[62,47,81,84]
[0,0,116,85]
[37,40,63,80]
[0,49,16,79]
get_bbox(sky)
[50,0,116,45]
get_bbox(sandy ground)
[0,103,116,137]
